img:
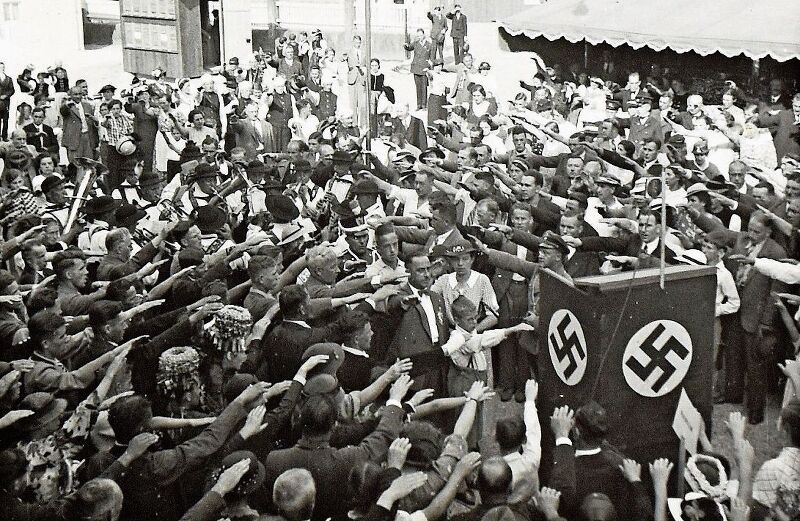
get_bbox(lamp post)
[364,0,373,149]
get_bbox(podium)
[536,265,716,486]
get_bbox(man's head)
[511,127,528,152]
[538,231,568,269]
[785,172,800,199]
[641,138,661,163]
[747,211,772,244]
[89,300,129,343]
[274,469,316,521]
[510,203,533,232]
[430,200,457,235]
[565,156,584,178]
[727,160,747,189]
[409,255,433,291]
[686,94,704,116]
[306,245,339,285]
[279,284,309,320]
[457,147,478,170]
[345,228,370,257]
[369,224,397,267]
[21,241,47,272]
[29,311,69,359]
[517,172,542,202]
[32,107,45,126]
[248,254,281,291]
[559,210,584,237]
[475,198,499,228]
[476,457,513,500]
[106,228,133,259]
[751,182,775,207]
[637,212,661,243]
[495,416,525,454]
[10,130,27,150]
[108,395,153,443]
[71,479,124,521]
[53,250,89,289]
[300,394,337,437]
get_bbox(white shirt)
[513,245,528,281]
[504,397,542,492]
[585,196,623,237]
[409,285,439,343]
[715,261,740,317]
[388,185,431,217]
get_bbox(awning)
[496,0,800,62]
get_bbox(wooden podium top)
[574,264,716,292]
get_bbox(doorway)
[201,0,222,69]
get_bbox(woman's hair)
[472,85,487,98]
[617,139,636,158]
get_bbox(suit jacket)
[59,100,98,150]
[564,250,600,279]
[622,113,665,153]
[384,283,449,392]
[249,319,342,382]
[395,226,465,258]
[756,108,800,161]
[405,40,433,75]
[447,12,468,37]
[347,47,366,86]
[427,12,448,40]
[230,117,275,159]
[392,115,428,151]
[725,236,786,333]
[23,122,58,153]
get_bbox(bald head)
[476,456,513,497]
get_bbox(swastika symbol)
[548,310,588,386]
[622,320,693,398]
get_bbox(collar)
[448,270,479,288]
[285,319,311,329]
[32,351,62,366]
[250,287,272,299]
[297,434,331,450]
[436,228,455,243]
[575,447,602,457]
[341,345,369,358]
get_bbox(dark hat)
[6,150,30,165]
[331,150,355,163]
[351,178,381,195]
[575,400,608,438]
[265,195,300,223]
[301,343,345,379]
[705,174,735,191]
[193,163,219,180]
[16,392,67,432]
[293,159,313,173]
[180,141,203,163]
[84,196,122,216]
[692,141,710,153]
[218,450,265,496]
[419,146,446,160]
[667,134,686,146]
[430,244,449,259]
[304,373,340,395]
[115,203,147,228]
[228,57,240,65]
[41,175,66,194]
[192,205,228,234]
[178,247,205,266]
[605,99,622,111]
[444,240,475,257]
[262,177,283,191]
[246,160,269,177]
[222,373,258,403]
[138,171,161,187]
[539,231,569,256]
[99,84,116,94]
[636,91,653,104]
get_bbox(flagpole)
[660,163,667,290]
[364,0,372,151]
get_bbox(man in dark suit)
[765,79,792,110]
[447,4,468,65]
[240,284,346,383]
[756,93,800,162]
[516,171,561,236]
[725,212,787,424]
[619,94,664,155]
[404,29,433,110]
[24,107,58,156]
[229,101,275,160]
[61,86,98,163]
[384,255,450,397]
[392,102,428,151]
[427,6,448,66]
[611,72,643,112]
[558,211,600,278]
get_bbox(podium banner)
[536,266,716,484]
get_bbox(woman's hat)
[216,450,266,496]
[115,203,147,228]
[444,240,475,257]
[116,135,138,156]
[84,196,122,216]
[192,205,227,234]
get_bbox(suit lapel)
[414,303,433,341]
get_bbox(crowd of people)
[0,4,799,520]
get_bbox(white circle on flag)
[547,309,588,386]
[622,320,692,398]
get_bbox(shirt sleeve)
[753,258,800,285]
[521,398,542,470]
[481,276,500,315]
[716,268,741,317]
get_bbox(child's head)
[701,231,729,265]
[247,254,281,290]
[5,169,29,191]
[451,295,478,332]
